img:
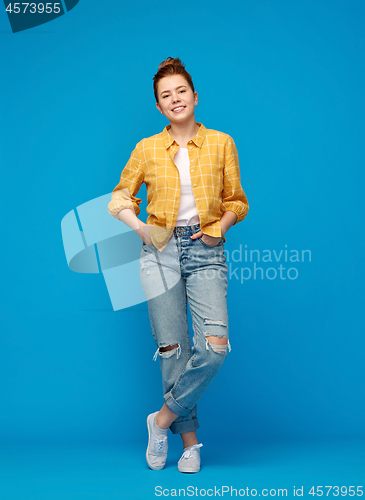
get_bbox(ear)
[156,102,163,115]
[194,91,198,105]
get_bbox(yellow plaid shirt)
[108,122,249,251]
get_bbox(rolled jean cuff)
[170,416,199,435]
[164,391,191,417]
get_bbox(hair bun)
[158,57,185,70]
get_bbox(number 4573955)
[309,486,363,496]
[6,3,61,14]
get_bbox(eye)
[179,90,186,93]
[162,95,169,98]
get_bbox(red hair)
[153,57,195,103]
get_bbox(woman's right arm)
[108,142,152,244]
[117,208,152,245]
[108,144,144,217]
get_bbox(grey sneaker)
[146,412,168,470]
[178,443,203,473]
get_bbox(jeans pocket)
[197,236,223,248]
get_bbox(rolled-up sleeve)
[221,135,249,225]
[108,144,145,219]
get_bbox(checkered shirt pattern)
[108,123,249,251]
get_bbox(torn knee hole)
[205,335,228,345]
[204,334,231,354]
[159,343,179,352]
[153,344,181,361]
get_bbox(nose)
[172,93,181,104]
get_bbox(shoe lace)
[181,443,203,459]
[153,437,167,454]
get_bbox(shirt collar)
[161,122,206,149]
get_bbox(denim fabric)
[139,223,230,435]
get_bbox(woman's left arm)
[220,210,238,236]
[220,135,249,228]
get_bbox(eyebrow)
[160,85,187,96]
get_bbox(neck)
[167,119,200,147]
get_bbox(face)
[156,74,198,124]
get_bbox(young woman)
[108,57,249,473]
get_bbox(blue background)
[1,0,364,498]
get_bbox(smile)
[172,106,186,113]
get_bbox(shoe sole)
[146,414,166,471]
[178,466,200,473]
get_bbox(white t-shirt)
[174,147,200,227]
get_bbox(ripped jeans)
[139,223,230,435]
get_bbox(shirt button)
[193,183,196,186]
[191,169,194,172]
[200,213,203,216]
[189,146,192,150]
[196,198,199,201]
